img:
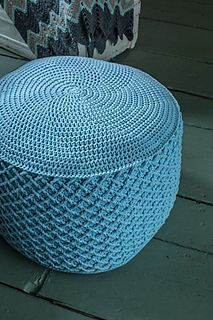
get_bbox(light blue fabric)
[0,57,183,273]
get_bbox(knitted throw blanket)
[0,0,134,57]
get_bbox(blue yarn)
[0,57,183,273]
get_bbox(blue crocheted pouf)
[0,57,183,273]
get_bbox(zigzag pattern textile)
[0,0,134,57]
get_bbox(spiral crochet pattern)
[0,57,183,273]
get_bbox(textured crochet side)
[0,121,182,273]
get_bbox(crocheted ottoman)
[0,57,183,273]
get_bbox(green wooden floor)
[0,0,213,319]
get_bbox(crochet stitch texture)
[0,57,183,273]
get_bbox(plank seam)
[183,123,213,131]
[154,237,213,257]
[141,48,213,65]
[37,295,108,320]
[177,194,213,207]
[140,16,213,32]
[169,88,213,100]
[184,0,213,7]
[0,281,106,320]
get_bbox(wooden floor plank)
[180,125,213,203]
[157,197,213,254]
[141,0,213,30]
[0,237,46,292]
[0,284,89,320]
[114,50,213,98]
[173,92,213,130]
[141,19,213,62]
[175,0,213,5]
[39,238,213,320]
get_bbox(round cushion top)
[0,56,181,178]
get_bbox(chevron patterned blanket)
[0,0,134,57]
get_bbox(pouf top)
[0,56,181,178]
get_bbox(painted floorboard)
[141,0,213,30]
[173,92,213,130]
[113,50,213,98]
[180,125,213,203]
[171,0,213,5]
[157,197,213,254]
[184,0,213,4]
[141,19,213,62]
[0,237,46,292]
[39,238,213,320]
[0,284,89,320]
